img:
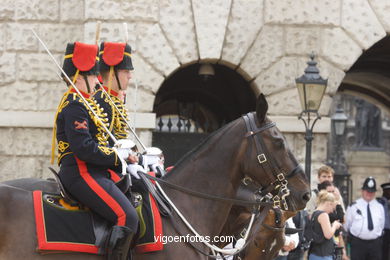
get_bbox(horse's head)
[241,94,310,212]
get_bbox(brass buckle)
[240,228,247,238]
[257,154,267,164]
[277,173,285,181]
[242,176,253,186]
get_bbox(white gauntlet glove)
[116,148,130,160]
[126,164,145,179]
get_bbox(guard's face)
[318,172,333,183]
[86,75,98,94]
[117,69,132,91]
[362,190,376,202]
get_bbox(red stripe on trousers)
[108,169,121,183]
[75,157,126,226]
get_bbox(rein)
[139,172,271,207]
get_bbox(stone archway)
[151,62,256,166]
[339,35,390,111]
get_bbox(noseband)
[243,113,301,211]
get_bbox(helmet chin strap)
[114,69,122,90]
[83,74,91,94]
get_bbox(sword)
[32,29,128,175]
[123,22,140,141]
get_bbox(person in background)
[287,210,309,260]
[306,166,345,216]
[318,181,348,260]
[275,217,299,260]
[344,176,385,260]
[378,182,390,260]
[308,190,342,260]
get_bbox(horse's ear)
[256,93,268,123]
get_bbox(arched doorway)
[329,35,390,202]
[152,62,256,166]
[340,35,390,110]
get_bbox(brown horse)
[241,208,296,260]
[0,94,310,259]
[216,183,296,260]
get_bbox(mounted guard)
[53,41,138,260]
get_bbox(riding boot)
[106,226,134,260]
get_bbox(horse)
[0,94,310,259]
[238,208,296,260]
[216,184,297,260]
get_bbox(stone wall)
[0,0,389,182]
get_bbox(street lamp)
[332,105,348,136]
[330,104,350,205]
[296,53,328,184]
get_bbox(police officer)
[344,177,385,260]
[55,42,138,260]
[379,182,390,260]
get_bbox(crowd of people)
[276,165,390,260]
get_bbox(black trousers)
[60,163,138,232]
[349,234,382,260]
[383,229,390,260]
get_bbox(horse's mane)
[163,117,243,178]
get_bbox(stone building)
[0,0,389,200]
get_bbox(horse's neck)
[164,120,246,236]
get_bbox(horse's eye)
[274,139,284,149]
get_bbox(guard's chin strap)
[82,74,91,94]
[108,66,114,95]
[114,69,122,90]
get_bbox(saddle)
[33,168,164,255]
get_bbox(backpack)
[303,210,325,245]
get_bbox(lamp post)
[329,104,350,205]
[296,54,328,184]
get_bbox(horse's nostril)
[302,192,311,202]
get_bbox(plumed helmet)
[62,42,99,78]
[99,42,133,71]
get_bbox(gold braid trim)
[78,97,110,146]
[98,146,115,155]
[111,96,129,140]
[51,90,71,165]
[58,141,70,152]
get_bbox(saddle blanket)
[33,175,163,255]
[33,190,101,254]
[132,173,163,253]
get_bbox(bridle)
[243,112,303,211]
[261,207,284,232]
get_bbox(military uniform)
[344,177,384,260]
[94,42,133,146]
[55,42,138,260]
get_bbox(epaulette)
[377,197,386,205]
